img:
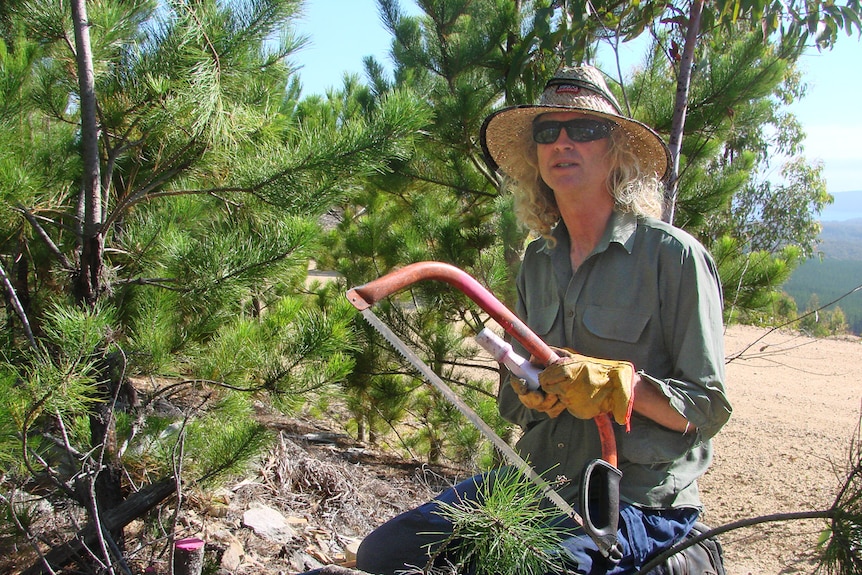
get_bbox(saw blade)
[359,307,586,529]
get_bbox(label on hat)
[556,85,583,94]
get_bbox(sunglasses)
[532,118,613,144]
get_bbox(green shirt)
[498,211,732,509]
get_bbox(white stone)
[242,505,296,544]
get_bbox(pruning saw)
[346,261,623,562]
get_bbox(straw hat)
[480,65,671,184]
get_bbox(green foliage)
[448,380,507,470]
[193,291,357,402]
[713,237,803,326]
[0,1,434,569]
[627,26,828,320]
[317,0,539,467]
[338,296,503,466]
[0,368,24,476]
[433,469,575,574]
[706,157,830,260]
[817,219,862,260]
[125,288,183,375]
[185,393,273,485]
[41,299,119,359]
[817,430,862,575]
[798,296,850,337]
[122,414,179,478]
[0,300,122,493]
[13,301,117,423]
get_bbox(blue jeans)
[354,470,698,575]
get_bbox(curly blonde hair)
[509,126,665,241]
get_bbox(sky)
[292,0,862,195]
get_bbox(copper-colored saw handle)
[347,261,558,365]
[346,261,618,467]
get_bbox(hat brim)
[480,105,671,184]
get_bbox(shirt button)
[557,442,565,449]
[567,310,574,317]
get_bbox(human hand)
[538,350,634,425]
[509,378,566,418]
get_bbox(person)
[352,65,732,574]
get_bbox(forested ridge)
[784,214,862,334]
[818,219,862,260]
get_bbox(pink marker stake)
[173,537,205,575]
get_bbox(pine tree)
[0,0,425,571]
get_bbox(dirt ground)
[697,325,862,575]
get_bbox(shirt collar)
[542,210,639,256]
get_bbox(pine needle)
[431,469,574,575]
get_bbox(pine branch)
[15,207,74,271]
[431,470,574,575]
[0,258,37,348]
[103,139,204,231]
[112,277,184,291]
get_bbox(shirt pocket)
[582,304,650,344]
[525,301,560,338]
[618,416,694,464]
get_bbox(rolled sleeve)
[653,231,731,440]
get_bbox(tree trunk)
[70,0,104,305]
[89,351,139,555]
[70,0,125,561]
[662,0,704,224]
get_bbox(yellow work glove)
[510,378,567,418]
[538,350,635,426]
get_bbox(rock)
[220,537,245,571]
[242,505,297,544]
[343,538,362,562]
[301,432,350,444]
[10,490,53,516]
[289,550,324,573]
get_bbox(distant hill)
[783,195,862,334]
[783,259,862,333]
[816,219,862,260]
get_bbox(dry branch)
[22,477,176,575]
